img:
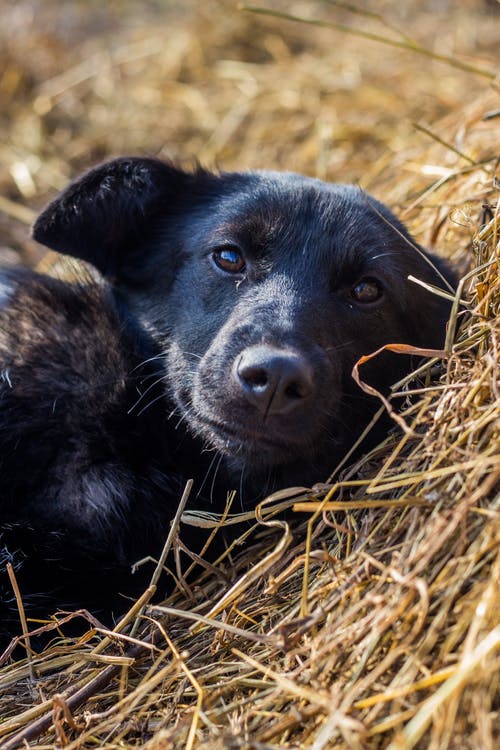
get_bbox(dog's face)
[33,158,454,479]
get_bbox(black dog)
[0,158,455,643]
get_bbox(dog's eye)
[351,278,383,303]
[211,246,246,274]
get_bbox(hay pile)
[0,2,498,748]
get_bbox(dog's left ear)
[32,157,193,277]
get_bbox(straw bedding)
[0,2,498,748]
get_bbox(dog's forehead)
[197,171,395,248]
[216,171,361,225]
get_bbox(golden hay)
[0,2,498,748]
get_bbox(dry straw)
[0,2,498,748]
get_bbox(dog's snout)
[234,345,314,416]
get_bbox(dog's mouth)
[184,405,311,466]
[200,415,292,451]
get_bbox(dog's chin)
[188,411,313,471]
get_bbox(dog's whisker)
[135,392,168,418]
[174,407,194,431]
[195,451,222,500]
[130,352,166,373]
[209,453,225,505]
[324,341,355,353]
[127,375,166,415]
[181,351,203,360]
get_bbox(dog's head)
[33,157,455,479]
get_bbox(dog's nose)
[234,345,314,416]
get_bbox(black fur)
[0,158,455,645]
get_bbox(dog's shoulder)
[1,270,123,453]
[0,266,126,381]
[0,268,174,541]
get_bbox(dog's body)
[0,158,455,643]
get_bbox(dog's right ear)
[32,157,193,277]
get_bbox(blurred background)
[0,0,498,266]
